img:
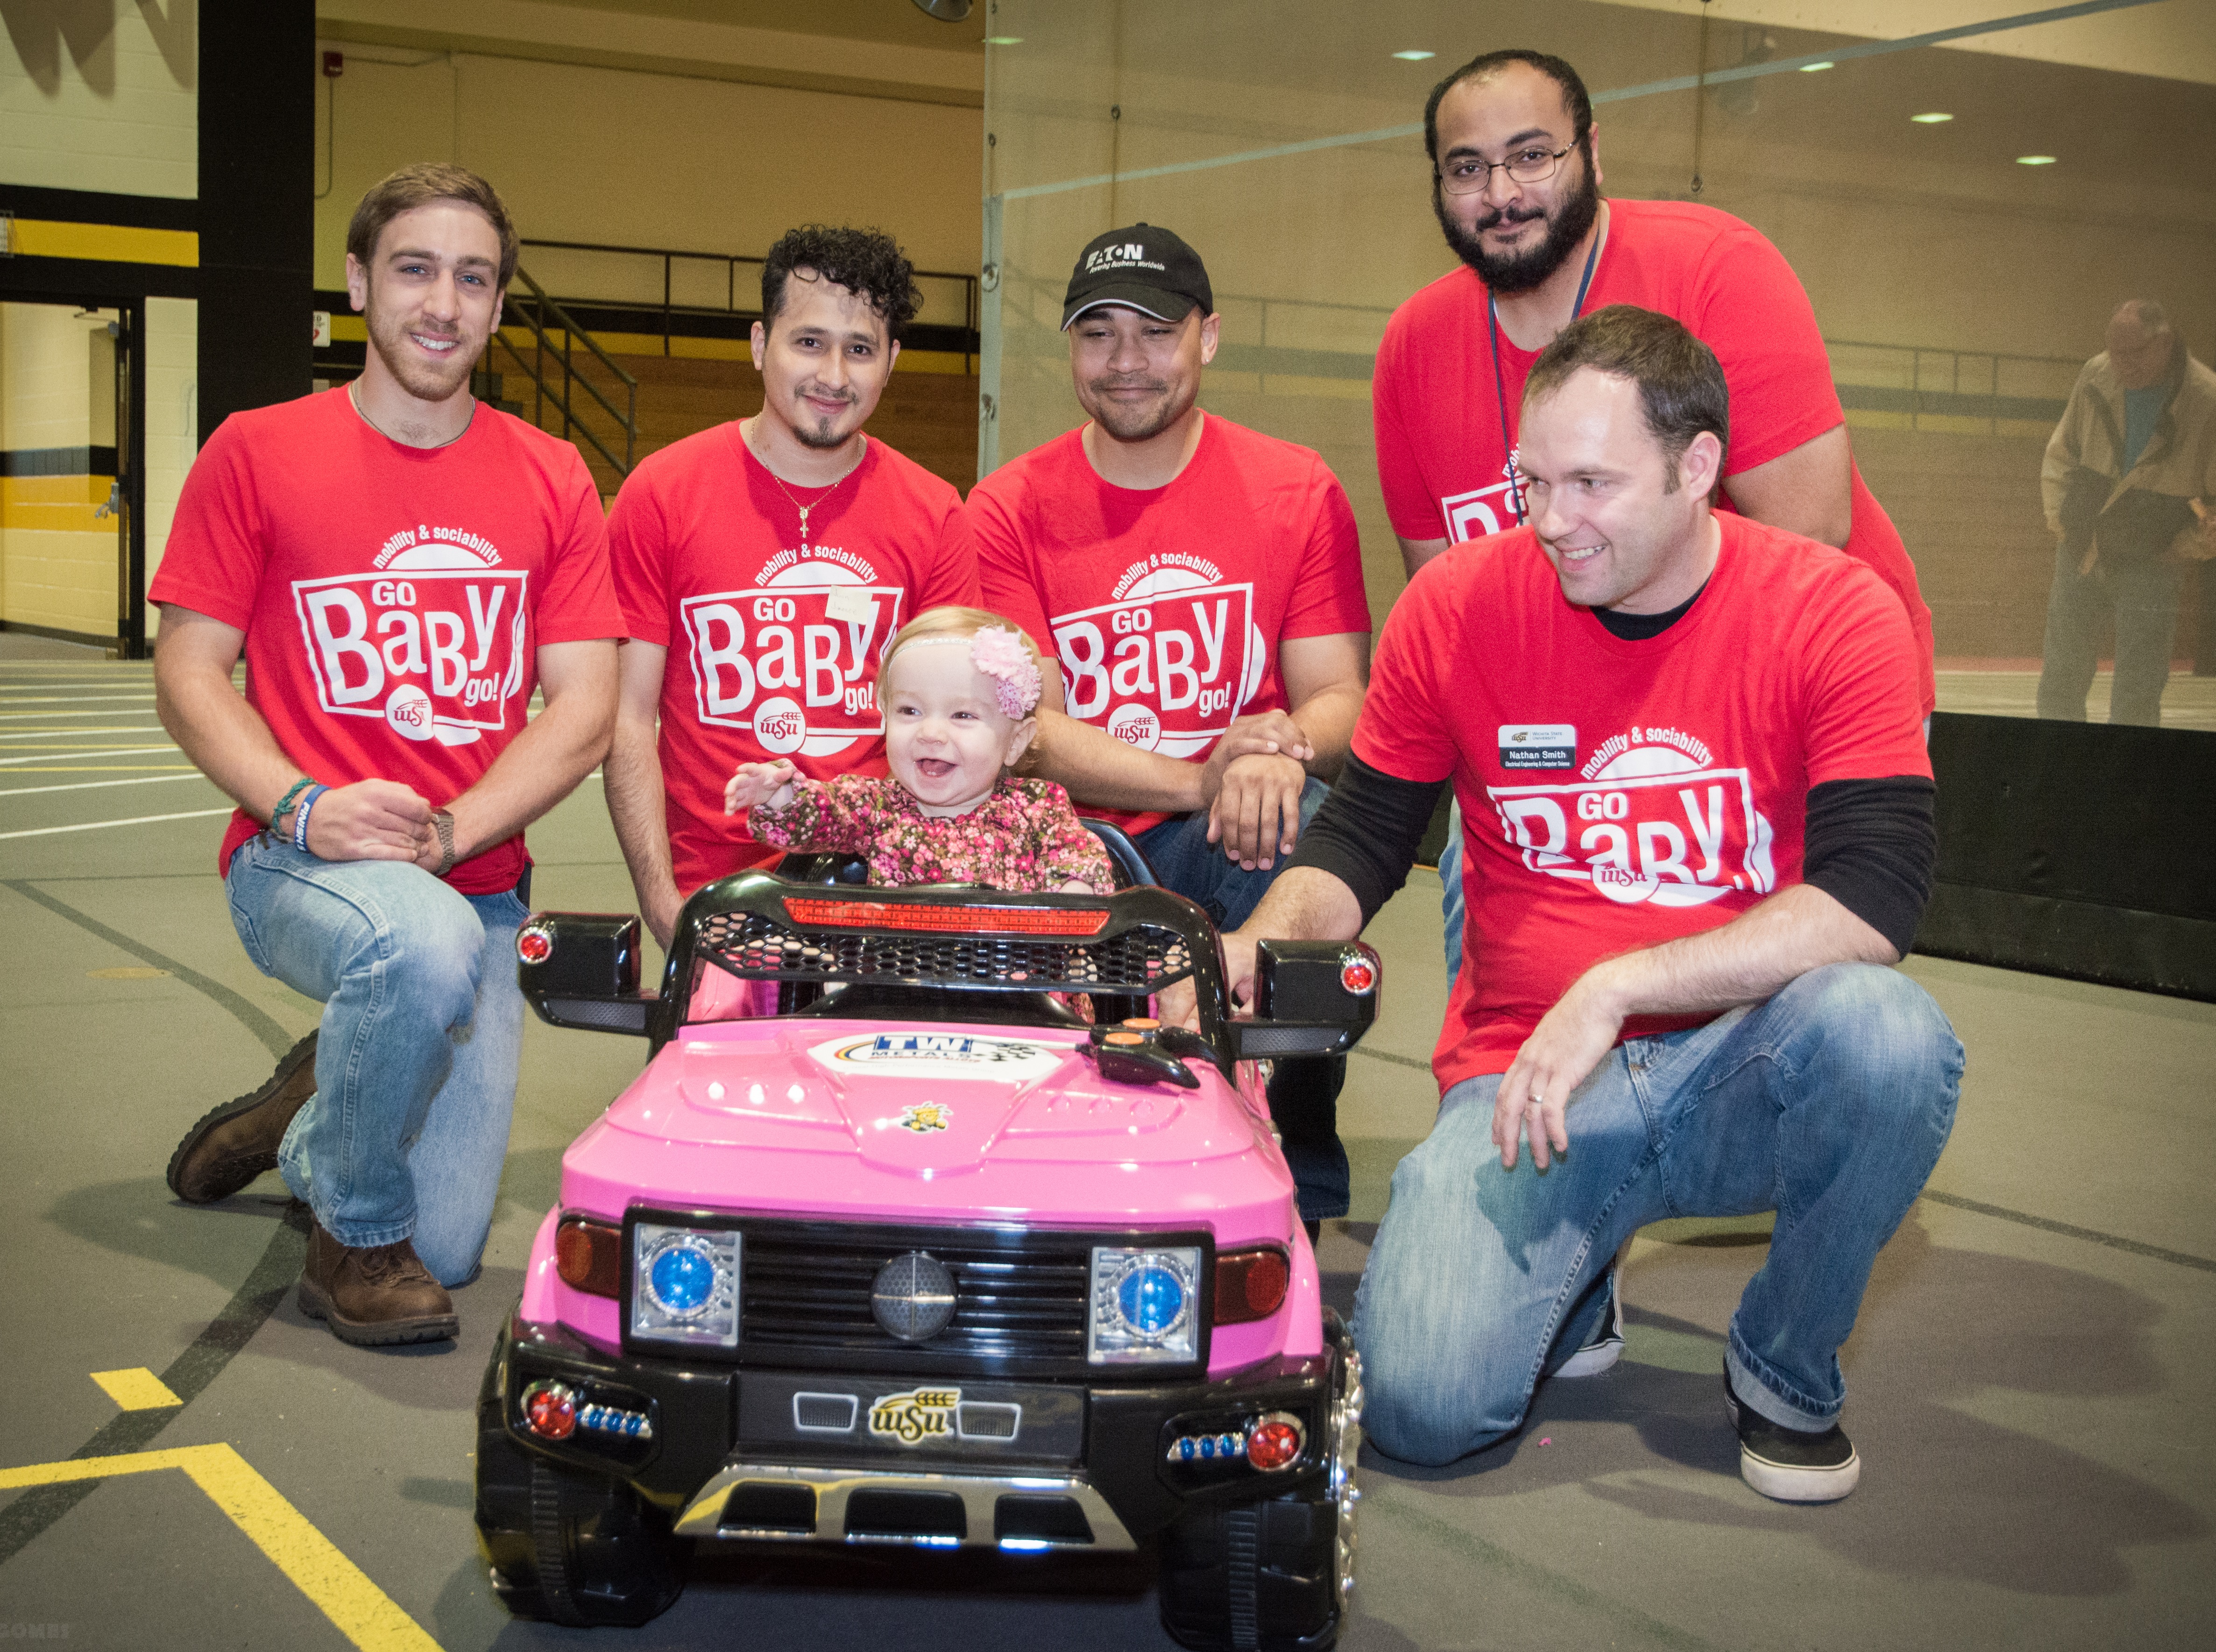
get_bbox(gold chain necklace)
[749,422,865,548]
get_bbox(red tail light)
[781,898,1110,936]
[1339,953,1376,994]
[556,1216,622,1298]
[1213,1247,1291,1325]
[1245,1414,1305,1470]
[523,1380,578,1440]
[517,925,553,964]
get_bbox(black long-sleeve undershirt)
[1288,757,1936,959]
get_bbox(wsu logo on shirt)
[1048,554,1267,758]
[1486,726,1777,908]
[680,552,902,758]
[291,532,527,748]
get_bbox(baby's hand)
[724,759,797,815]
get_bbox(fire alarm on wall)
[322,50,344,77]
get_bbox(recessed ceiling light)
[1392,50,1437,61]
[985,36,1022,45]
[2016,154,2058,165]
[1911,112,1954,123]
[1798,61,1834,72]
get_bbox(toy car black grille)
[736,1220,1100,1378]
[693,909,1194,994]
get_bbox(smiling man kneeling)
[1209,304,1964,1502]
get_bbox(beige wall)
[0,0,196,197]
[310,43,984,295]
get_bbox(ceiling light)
[1798,61,1834,72]
[2016,154,2058,165]
[985,36,1022,44]
[1392,50,1437,61]
[1911,112,1954,123]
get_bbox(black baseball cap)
[1060,224,1214,330]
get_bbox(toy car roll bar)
[515,872,1379,1073]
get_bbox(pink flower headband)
[892,626,1044,719]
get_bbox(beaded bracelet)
[292,785,330,854]
[270,776,315,833]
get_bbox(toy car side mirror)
[517,913,658,1036]
[1224,940,1380,1061]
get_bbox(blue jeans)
[1136,779,1349,1220]
[224,837,529,1287]
[1352,963,1963,1465]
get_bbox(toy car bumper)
[489,1312,1340,1551]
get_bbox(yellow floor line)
[0,1443,441,1652]
[89,1367,182,1409]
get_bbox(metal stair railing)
[487,266,638,477]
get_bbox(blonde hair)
[880,605,1045,681]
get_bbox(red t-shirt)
[609,424,980,897]
[1353,512,1931,1090]
[1372,199,1936,713]
[970,416,1373,833]
[149,388,621,893]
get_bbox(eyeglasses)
[1437,143,1575,195]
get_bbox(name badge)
[824,586,878,624]
[1498,723,1576,769]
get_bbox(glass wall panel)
[980,0,2216,729]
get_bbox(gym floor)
[2,642,2210,1650]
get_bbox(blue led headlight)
[1087,1245,1201,1365]
[630,1223,741,1348]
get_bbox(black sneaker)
[1723,1364,1859,1502]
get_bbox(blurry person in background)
[2037,299,2216,725]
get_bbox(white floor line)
[0,694,156,704]
[0,807,232,842]
[0,727,169,740]
[0,773,207,801]
[0,707,157,720]
[0,745,180,767]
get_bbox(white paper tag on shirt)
[823,586,878,624]
[1498,724,1577,769]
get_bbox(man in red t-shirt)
[970,223,1372,1224]
[606,225,978,949]
[153,165,622,1347]
[1380,49,1938,1000]
[1199,308,1962,1502]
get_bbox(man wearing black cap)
[971,223,1373,1228]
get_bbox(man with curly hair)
[605,224,980,947]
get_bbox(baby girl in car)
[723,605,1115,896]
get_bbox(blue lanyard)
[1487,230,1602,526]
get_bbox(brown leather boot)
[297,1221,459,1346]
[167,1032,319,1203]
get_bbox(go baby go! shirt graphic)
[291,525,529,747]
[680,547,903,759]
[1485,723,1778,908]
[1048,553,1268,756]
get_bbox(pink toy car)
[474,851,1375,1651]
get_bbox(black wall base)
[1914,711,2216,1001]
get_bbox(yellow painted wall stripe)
[0,1443,440,1652]
[9,220,198,268]
[89,1366,181,1409]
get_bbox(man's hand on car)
[305,779,436,863]
[1157,926,1261,1034]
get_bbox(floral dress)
[749,774,1115,895]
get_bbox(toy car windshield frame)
[657,872,1237,1064]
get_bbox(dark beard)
[1434,154,1601,296]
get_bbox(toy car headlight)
[1087,1246,1201,1365]
[629,1223,741,1349]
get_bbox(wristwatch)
[431,808,458,878]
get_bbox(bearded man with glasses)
[1370,47,1938,1382]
